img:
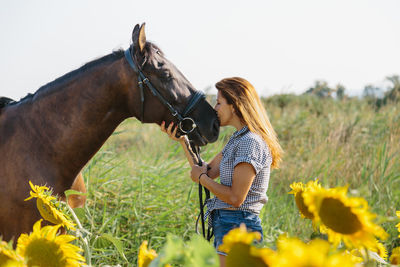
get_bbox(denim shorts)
[211,209,263,256]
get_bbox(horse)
[0,97,87,210]
[0,23,220,242]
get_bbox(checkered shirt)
[205,126,272,226]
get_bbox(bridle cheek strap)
[124,48,205,134]
[125,47,212,240]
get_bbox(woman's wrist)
[198,172,208,184]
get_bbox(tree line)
[304,75,400,107]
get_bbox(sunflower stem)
[67,204,92,266]
[363,246,370,265]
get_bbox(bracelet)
[198,172,207,183]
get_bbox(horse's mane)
[0,97,15,109]
[2,49,125,107]
[1,42,162,109]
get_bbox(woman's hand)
[160,121,185,142]
[190,164,208,184]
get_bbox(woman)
[161,77,283,267]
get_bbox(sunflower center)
[226,243,269,267]
[295,193,314,219]
[319,197,362,234]
[25,238,67,267]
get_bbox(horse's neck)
[23,57,134,190]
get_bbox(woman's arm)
[206,152,222,179]
[161,122,222,179]
[179,135,201,167]
[191,162,256,208]
[161,121,199,167]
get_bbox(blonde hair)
[216,77,283,169]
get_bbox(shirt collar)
[232,125,249,139]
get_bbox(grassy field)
[78,95,400,265]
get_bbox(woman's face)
[214,91,234,127]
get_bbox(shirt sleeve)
[233,135,270,174]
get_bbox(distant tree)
[383,75,400,102]
[363,84,383,108]
[304,80,334,98]
[363,84,382,98]
[335,84,346,100]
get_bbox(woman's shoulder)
[234,130,272,169]
[238,130,270,153]
[240,130,266,146]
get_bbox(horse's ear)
[132,23,146,53]
[132,24,140,37]
[138,23,146,52]
[132,24,140,47]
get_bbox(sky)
[1,0,399,100]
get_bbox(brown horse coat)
[0,24,219,241]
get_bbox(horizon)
[1,0,399,100]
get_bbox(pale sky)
[1,0,399,100]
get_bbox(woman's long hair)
[216,77,283,169]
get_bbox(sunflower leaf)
[99,233,128,263]
[72,207,86,222]
[185,234,219,267]
[64,189,87,197]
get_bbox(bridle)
[124,46,205,135]
[125,45,213,241]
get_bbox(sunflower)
[375,240,388,260]
[16,220,85,267]
[390,247,400,265]
[348,239,387,262]
[218,224,261,253]
[138,241,158,267]
[218,224,275,267]
[345,249,364,265]
[272,235,357,267]
[0,240,26,267]
[303,186,388,252]
[288,180,321,219]
[25,181,75,230]
[25,181,56,202]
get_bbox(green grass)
[77,95,400,265]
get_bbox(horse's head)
[127,23,219,146]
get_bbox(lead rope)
[189,142,213,241]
